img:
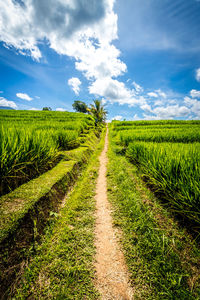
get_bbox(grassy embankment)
[107,122,200,299]
[11,128,106,299]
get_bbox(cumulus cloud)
[190,89,200,98]
[29,107,40,110]
[154,99,163,106]
[0,0,123,79]
[144,104,190,120]
[0,0,109,59]
[147,89,167,99]
[68,77,81,95]
[196,68,200,82]
[16,93,33,101]
[141,104,152,112]
[56,107,66,111]
[89,77,146,106]
[75,44,126,79]
[155,89,167,99]
[112,115,123,121]
[147,92,158,98]
[132,81,143,93]
[0,0,130,102]
[0,97,17,109]
[184,96,200,117]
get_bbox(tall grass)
[126,141,200,226]
[0,110,95,196]
[112,120,200,128]
[111,119,200,227]
[118,127,200,145]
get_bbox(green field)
[1,112,200,299]
[0,110,95,196]
[111,120,200,228]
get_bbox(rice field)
[111,120,200,227]
[0,110,95,196]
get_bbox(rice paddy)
[1,112,200,299]
[111,120,200,228]
[0,110,95,196]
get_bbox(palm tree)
[89,100,107,124]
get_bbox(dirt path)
[94,128,134,300]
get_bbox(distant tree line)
[42,107,52,111]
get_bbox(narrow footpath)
[94,128,134,300]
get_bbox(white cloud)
[154,99,163,106]
[29,107,40,110]
[112,115,123,121]
[196,68,200,82]
[68,77,81,95]
[133,114,141,120]
[0,97,17,109]
[147,92,158,98]
[190,89,200,98]
[16,93,32,101]
[155,89,167,98]
[146,105,190,119]
[56,108,66,111]
[35,96,40,99]
[141,104,152,112]
[0,0,133,105]
[184,96,200,118]
[0,0,111,60]
[0,0,124,82]
[147,89,167,99]
[168,99,177,104]
[75,44,126,79]
[132,81,143,93]
[89,77,145,106]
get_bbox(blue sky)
[0,0,200,120]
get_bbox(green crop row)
[0,110,95,196]
[112,119,200,128]
[110,120,200,228]
[118,127,200,144]
[126,141,200,226]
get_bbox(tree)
[42,107,52,111]
[89,100,107,124]
[72,101,88,113]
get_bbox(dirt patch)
[94,128,134,299]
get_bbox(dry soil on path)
[94,128,134,300]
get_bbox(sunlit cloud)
[56,108,66,111]
[16,93,33,101]
[68,77,81,95]
[195,68,200,82]
[0,97,17,109]
[190,89,200,98]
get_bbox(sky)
[0,0,200,120]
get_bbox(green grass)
[13,129,106,299]
[125,141,200,227]
[110,120,200,229]
[112,120,200,128]
[118,127,200,144]
[107,133,200,299]
[0,110,95,196]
